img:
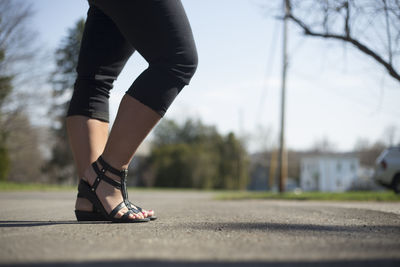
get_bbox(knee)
[66,76,111,122]
[180,47,198,83]
[157,45,198,86]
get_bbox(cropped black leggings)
[67,0,198,121]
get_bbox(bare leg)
[66,116,109,178]
[66,116,109,212]
[82,95,160,219]
[102,95,161,169]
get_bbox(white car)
[374,147,400,193]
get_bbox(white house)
[300,155,359,192]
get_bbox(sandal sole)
[78,180,150,223]
[75,210,155,221]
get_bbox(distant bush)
[0,144,10,181]
[143,119,249,189]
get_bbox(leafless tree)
[381,124,399,146]
[311,136,337,153]
[0,0,48,181]
[284,0,400,83]
[353,137,387,167]
[0,0,50,121]
[6,113,44,182]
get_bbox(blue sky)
[30,0,400,153]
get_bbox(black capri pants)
[67,0,198,121]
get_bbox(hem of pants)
[66,110,110,123]
[124,92,166,118]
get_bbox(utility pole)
[277,0,289,193]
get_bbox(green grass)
[0,181,75,191]
[0,181,214,192]
[215,191,400,202]
[1,181,399,202]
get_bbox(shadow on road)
[1,221,400,234]
[0,221,110,227]
[1,259,399,267]
[187,222,400,234]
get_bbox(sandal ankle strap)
[91,161,122,192]
[97,156,128,179]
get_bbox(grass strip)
[0,181,75,191]
[0,181,212,192]
[2,181,398,202]
[215,191,400,202]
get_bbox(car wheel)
[392,174,400,194]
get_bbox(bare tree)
[382,124,399,146]
[6,113,44,182]
[0,0,50,118]
[311,136,337,153]
[284,0,400,83]
[0,0,48,181]
[353,137,387,167]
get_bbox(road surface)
[0,190,399,266]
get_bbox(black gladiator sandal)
[74,157,149,223]
[97,156,157,221]
[74,192,105,221]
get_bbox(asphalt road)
[0,190,399,267]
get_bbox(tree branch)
[383,0,393,65]
[286,10,400,83]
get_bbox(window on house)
[312,172,319,184]
[350,162,356,171]
[336,162,342,172]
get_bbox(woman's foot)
[75,159,155,220]
[142,209,155,218]
[75,197,93,212]
[75,197,155,219]
[75,198,155,219]
[127,202,156,219]
[79,160,144,220]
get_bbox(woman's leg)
[66,5,144,219]
[66,116,108,212]
[79,0,198,220]
[82,96,161,218]
[88,0,198,163]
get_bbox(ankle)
[97,155,128,181]
[84,157,126,184]
[82,162,97,185]
[100,153,129,171]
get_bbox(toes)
[116,208,136,219]
[138,213,145,219]
[141,209,154,218]
[116,210,125,218]
[143,209,154,217]
[119,211,142,220]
